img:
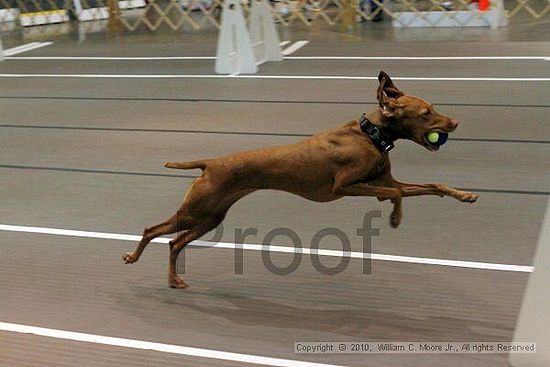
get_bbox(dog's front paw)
[458,192,479,203]
[390,211,401,228]
[123,252,137,264]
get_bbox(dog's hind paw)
[123,252,137,264]
[169,275,189,289]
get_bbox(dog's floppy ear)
[377,71,405,119]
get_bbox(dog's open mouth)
[423,131,449,151]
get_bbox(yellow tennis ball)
[427,131,439,144]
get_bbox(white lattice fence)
[0,0,549,30]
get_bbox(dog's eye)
[423,110,432,118]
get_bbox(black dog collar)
[359,114,395,153]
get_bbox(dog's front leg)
[392,180,478,203]
[335,183,403,228]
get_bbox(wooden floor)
[0,30,549,367]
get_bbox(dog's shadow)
[116,280,508,340]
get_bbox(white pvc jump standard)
[215,0,282,74]
[215,0,257,74]
[0,32,3,62]
[509,195,550,367]
[249,0,283,65]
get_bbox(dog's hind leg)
[168,220,218,288]
[123,214,182,264]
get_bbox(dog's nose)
[449,119,459,129]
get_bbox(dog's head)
[376,71,458,151]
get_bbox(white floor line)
[285,56,550,60]
[2,42,40,56]
[0,73,547,82]
[5,55,549,61]
[6,56,217,60]
[281,41,309,56]
[3,42,53,56]
[0,322,345,367]
[0,224,533,273]
[279,40,291,47]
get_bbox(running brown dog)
[123,71,478,288]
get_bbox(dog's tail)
[164,160,207,170]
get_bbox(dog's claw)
[123,252,137,264]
